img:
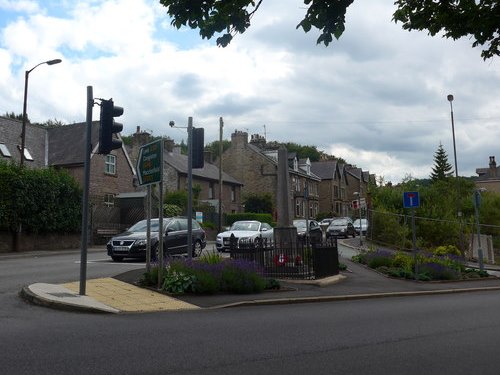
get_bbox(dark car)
[293,219,322,244]
[107,217,206,262]
[327,218,356,238]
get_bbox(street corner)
[62,278,201,313]
[19,283,120,314]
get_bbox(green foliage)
[205,140,231,158]
[393,0,500,59]
[164,190,188,213]
[160,1,498,58]
[430,143,453,182]
[225,213,274,226]
[163,204,183,217]
[199,251,223,265]
[392,251,414,272]
[162,270,196,294]
[243,193,273,214]
[0,162,81,233]
[221,264,266,294]
[433,245,460,256]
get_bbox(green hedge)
[0,161,81,233]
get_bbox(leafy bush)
[418,262,460,280]
[162,271,196,294]
[225,213,274,226]
[433,245,461,256]
[366,249,394,269]
[0,161,81,233]
[392,251,414,272]
[142,257,270,295]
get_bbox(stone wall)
[0,232,81,253]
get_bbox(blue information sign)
[403,191,420,208]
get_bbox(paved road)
[4,285,500,374]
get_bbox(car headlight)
[135,239,147,246]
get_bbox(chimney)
[231,130,248,149]
[204,150,213,164]
[489,156,497,177]
[164,139,174,152]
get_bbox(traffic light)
[192,127,204,169]
[98,98,123,154]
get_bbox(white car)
[353,218,368,235]
[216,220,274,252]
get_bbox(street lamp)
[20,58,62,167]
[447,94,459,181]
[354,191,363,246]
[447,94,463,251]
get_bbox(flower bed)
[139,252,281,294]
[352,246,490,281]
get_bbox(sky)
[1,0,499,184]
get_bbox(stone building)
[218,131,321,219]
[476,156,500,192]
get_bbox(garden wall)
[0,231,80,253]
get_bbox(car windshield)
[231,222,260,231]
[127,219,171,232]
[331,219,349,226]
[293,220,307,229]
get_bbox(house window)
[333,185,339,199]
[231,186,235,202]
[0,144,11,157]
[17,145,33,161]
[209,182,214,199]
[296,199,301,217]
[105,154,116,175]
[104,193,115,207]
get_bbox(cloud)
[0,0,499,183]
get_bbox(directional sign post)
[403,191,420,279]
[137,139,163,186]
[136,139,163,280]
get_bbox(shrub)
[221,260,266,294]
[162,271,196,294]
[392,251,414,272]
[433,245,461,256]
[366,249,394,269]
[418,262,460,280]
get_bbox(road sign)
[403,191,420,208]
[136,139,163,186]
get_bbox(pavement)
[17,239,500,314]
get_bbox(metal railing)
[230,236,339,280]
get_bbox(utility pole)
[218,117,224,234]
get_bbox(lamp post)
[354,192,362,246]
[20,58,62,167]
[447,94,463,251]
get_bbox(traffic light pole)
[79,86,93,295]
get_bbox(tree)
[243,193,273,214]
[430,143,453,182]
[160,0,499,59]
[393,0,500,60]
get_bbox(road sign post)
[136,140,164,283]
[403,192,420,279]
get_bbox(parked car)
[353,218,368,235]
[293,219,322,243]
[216,220,273,252]
[327,217,356,238]
[107,217,206,262]
[320,218,335,226]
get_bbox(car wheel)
[192,240,203,257]
[111,256,123,262]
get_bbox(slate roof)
[310,160,339,180]
[165,151,243,185]
[48,122,99,166]
[0,116,47,168]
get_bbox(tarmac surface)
[18,239,500,314]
